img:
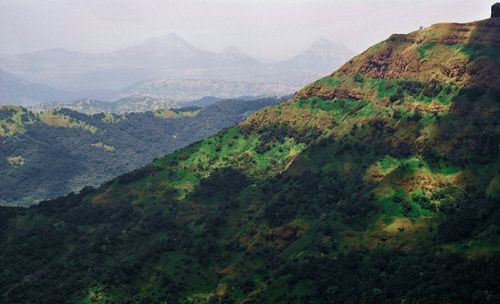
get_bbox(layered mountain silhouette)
[0,6,499,304]
[119,79,295,101]
[0,68,70,106]
[0,35,353,102]
[276,38,354,71]
[30,96,178,115]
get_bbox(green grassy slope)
[0,17,499,304]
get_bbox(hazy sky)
[0,0,493,61]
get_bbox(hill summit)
[0,7,499,304]
[493,2,500,17]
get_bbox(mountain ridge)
[276,38,354,71]
[0,97,281,206]
[0,68,70,105]
[29,96,177,115]
[1,35,352,100]
[0,12,498,304]
[119,78,296,101]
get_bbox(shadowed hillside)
[0,13,499,304]
[0,97,280,206]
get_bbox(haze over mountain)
[276,39,353,71]
[0,0,490,60]
[0,35,352,104]
[28,95,259,115]
[0,5,498,303]
[0,68,70,106]
[28,96,177,115]
[119,79,296,102]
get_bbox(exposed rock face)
[493,3,500,18]
[338,18,500,87]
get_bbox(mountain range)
[0,97,281,206]
[0,7,498,303]
[0,68,70,106]
[0,35,353,104]
[28,96,177,115]
[118,79,295,101]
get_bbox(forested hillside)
[0,14,499,304]
[0,97,279,205]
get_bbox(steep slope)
[0,14,499,304]
[0,97,279,206]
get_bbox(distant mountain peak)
[142,33,189,45]
[310,38,335,48]
[14,47,90,58]
[275,38,354,72]
[216,46,263,66]
[307,38,352,55]
[110,33,209,63]
[133,33,202,52]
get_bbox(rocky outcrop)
[296,84,364,101]
[337,18,500,87]
[492,3,500,18]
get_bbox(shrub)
[354,73,365,83]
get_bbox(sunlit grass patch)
[39,111,97,133]
[6,155,25,166]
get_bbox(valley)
[0,8,498,303]
[0,97,280,206]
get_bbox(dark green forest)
[0,98,280,206]
[0,11,499,304]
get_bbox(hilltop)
[0,12,499,304]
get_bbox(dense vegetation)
[0,97,280,205]
[0,16,499,304]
